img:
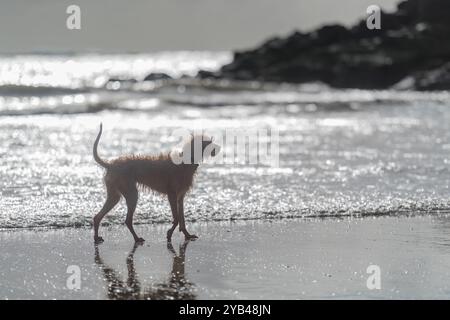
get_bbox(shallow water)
[2,217,450,299]
[1,52,450,229]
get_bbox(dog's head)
[181,134,220,164]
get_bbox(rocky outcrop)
[198,0,450,90]
[143,73,172,81]
[395,62,450,90]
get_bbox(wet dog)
[92,124,219,244]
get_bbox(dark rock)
[396,62,450,90]
[312,25,352,45]
[143,73,172,81]
[397,0,420,21]
[417,0,450,24]
[197,70,221,79]
[107,77,137,83]
[197,0,450,90]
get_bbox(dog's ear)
[170,147,184,165]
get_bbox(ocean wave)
[0,102,114,116]
[0,84,92,97]
[1,77,450,117]
[1,204,449,231]
[0,91,116,116]
[1,95,450,230]
[0,51,231,88]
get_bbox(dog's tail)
[93,123,109,169]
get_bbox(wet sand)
[1,215,450,299]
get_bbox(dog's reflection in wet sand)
[94,241,195,300]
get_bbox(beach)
[1,215,450,299]
[1,53,450,300]
[2,0,450,304]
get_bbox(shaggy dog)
[92,124,219,244]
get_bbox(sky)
[0,0,399,53]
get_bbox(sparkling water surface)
[1,52,450,229]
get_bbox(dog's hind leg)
[178,195,198,240]
[122,183,145,243]
[94,187,120,244]
[166,192,179,241]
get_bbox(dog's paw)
[94,236,104,244]
[185,234,198,241]
[135,237,145,243]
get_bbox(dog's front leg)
[178,196,198,240]
[167,192,179,241]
